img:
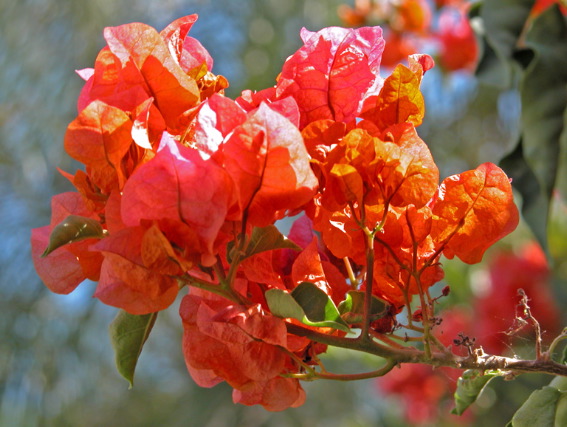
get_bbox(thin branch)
[287,359,396,382]
[343,257,358,288]
[370,329,410,350]
[361,228,375,339]
[516,289,543,360]
[177,274,243,304]
[546,327,567,361]
[285,322,567,377]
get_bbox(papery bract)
[232,376,306,411]
[373,206,444,309]
[241,250,287,290]
[121,134,236,263]
[31,226,84,294]
[65,100,134,192]
[236,87,276,111]
[31,192,103,294]
[430,163,519,264]
[180,292,305,411]
[93,226,179,314]
[381,123,439,207]
[58,168,107,216]
[194,93,247,157]
[77,47,150,114]
[160,15,198,62]
[103,22,201,129]
[301,119,347,163]
[361,63,426,130]
[222,104,318,226]
[314,203,365,263]
[276,26,385,128]
[159,15,215,73]
[292,239,333,297]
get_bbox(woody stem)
[361,227,375,339]
[285,322,567,377]
[288,359,396,382]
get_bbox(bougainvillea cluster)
[31,15,520,411]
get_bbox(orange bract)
[430,163,519,264]
[361,64,425,130]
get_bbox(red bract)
[436,6,478,72]
[103,22,201,129]
[31,192,104,294]
[276,26,385,128]
[180,291,306,411]
[373,206,444,309]
[160,15,213,73]
[221,104,318,226]
[291,238,350,305]
[121,134,237,265]
[194,93,247,157]
[93,226,179,314]
[65,100,135,192]
[232,376,306,411]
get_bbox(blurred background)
[1,0,566,426]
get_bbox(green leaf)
[242,225,301,261]
[518,6,567,253]
[550,376,567,392]
[265,282,350,332]
[338,291,389,325]
[109,310,157,388]
[563,343,567,365]
[291,282,343,323]
[555,392,567,427]
[500,140,549,252]
[42,215,105,257]
[510,386,564,427]
[452,369,500,415]
[558,105,567,201]
[475,0,535,88]
[475,38,510,88]
[265,288,305,320]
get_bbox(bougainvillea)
[31,13,567,419]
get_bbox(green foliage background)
[1,0,566,426]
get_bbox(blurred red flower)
[473,242,561,355]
